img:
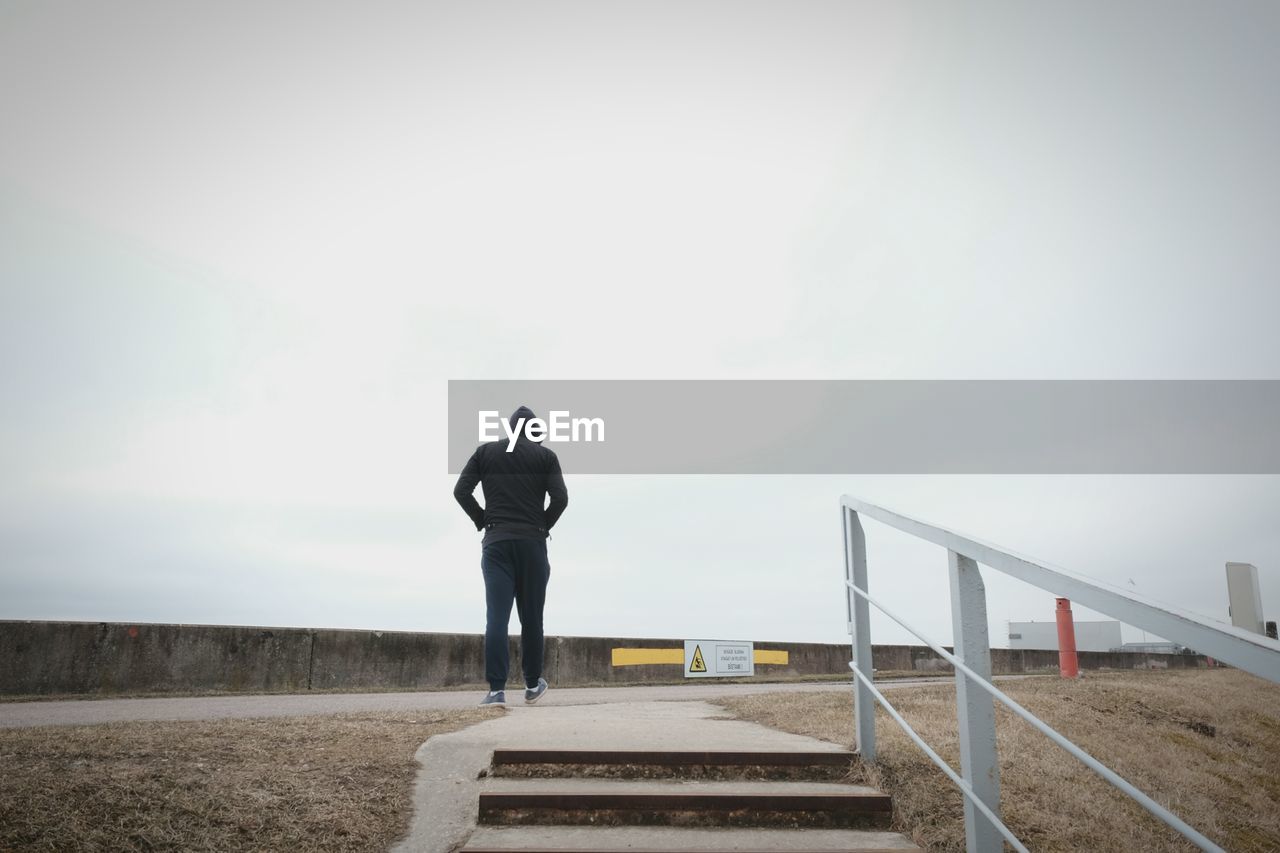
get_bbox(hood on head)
[509,406,538,442]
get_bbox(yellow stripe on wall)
[610,648,790,666]
[611,648,684,666]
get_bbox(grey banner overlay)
[447,381,1280,474]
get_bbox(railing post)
[949,550,1002,853]
[844,506,876,760]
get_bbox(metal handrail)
[847,579,1220,852]
[847,661,1030,853]
[843,496,1280,682]
[841,495,1280,853]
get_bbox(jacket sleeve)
[543,453,568,530]
[452,449,486,531]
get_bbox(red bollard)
[1056,597,1080,678]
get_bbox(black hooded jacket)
[453,406,569,545]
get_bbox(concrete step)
[477,778,893,830]
[462,825,922,851]
[491,748,858,780]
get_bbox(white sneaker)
[524,678,548,704]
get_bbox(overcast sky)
[3,1,1279,649]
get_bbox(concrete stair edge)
[492,748,857,767]
[460,825,923,852]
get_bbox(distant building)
[1006,620,1123,652]
[1118,641,1187,655]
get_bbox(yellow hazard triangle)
[689,644,707,673]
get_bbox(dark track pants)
[481,537,550,692]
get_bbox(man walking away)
[453,405,568,706]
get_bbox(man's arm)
[544,453,568,530]
[453,450,485,531]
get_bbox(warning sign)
[684,640,755,678]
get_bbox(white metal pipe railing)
[847,578,1223,852]
[840,495,1280,853]
[842,495,1280,682]
[846,660,1029,853]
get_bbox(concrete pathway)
[0,678,995,729]
[392,699,918,853]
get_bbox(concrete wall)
[0,621,314,696]
[0,620,1212,697]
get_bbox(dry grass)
[0,709,490,851]
[721,669,1280,852]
